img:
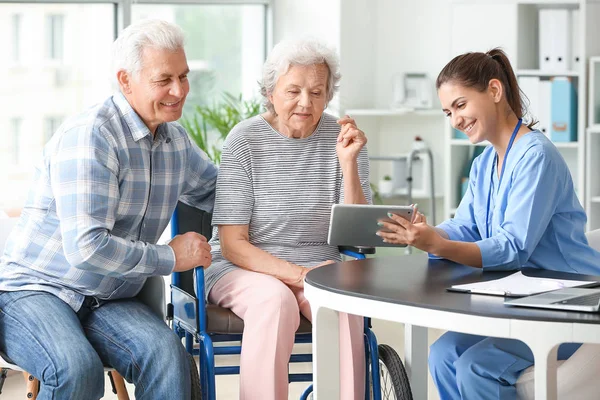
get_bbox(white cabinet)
[445,0,596,220]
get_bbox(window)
[0,1,270,211]
[44,116,63,144]
[12,14,21,63]
[10,118,22,165]
[46,14,64,61]
[132,4,267,117]
[0,3,115,209]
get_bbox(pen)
[470,289,507,296]
[412,203,418,223]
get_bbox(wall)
[273,0,341,45]
[372,0,452,110]
[338,0,376,111]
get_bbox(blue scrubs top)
[437,130,600,273]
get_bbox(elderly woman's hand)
[336,116,367,165]
[376,213,441,253]
[287,260,335,289]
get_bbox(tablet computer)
[327,204,414,247]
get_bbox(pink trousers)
[209,268,365,400]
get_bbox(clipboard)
[447,271,599,298]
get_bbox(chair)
[169,201,412,400]
[0,218,193,400]
[515,229,600,400]
[0,218,37,397]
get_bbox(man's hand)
[169,232,212,272]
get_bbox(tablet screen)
[327,204,413,247]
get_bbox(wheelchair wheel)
[188,352,203,400]
[374,344,413,400]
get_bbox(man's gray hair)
[112,19,185,78]
[259,37,341,113]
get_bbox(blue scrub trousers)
[428,331,581,400]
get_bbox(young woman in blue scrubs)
[377,48,600,399]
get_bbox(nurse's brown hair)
[436,48,537,129]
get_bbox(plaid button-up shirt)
[0,93,218,311]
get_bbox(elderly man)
[0,19,216,399]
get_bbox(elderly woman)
[205,38,371,400]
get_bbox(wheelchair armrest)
[339,246,376,255]
[137,275,166,321]
[170,285,199,335]
[170,265,208,334]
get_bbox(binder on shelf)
[553,9,571,72]
[539,9,572,72]
[539,9,554,71]
[539,80,552,137]
[518,77,540,131]
[453,128,468,140]
[571,9,580,70]
[458,146,485,201]
[550,77,577,142]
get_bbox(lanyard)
[485,118,522,237]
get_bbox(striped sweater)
[205,112,371,296]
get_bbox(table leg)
[312,305,340,399]
[532,345,559,400]
[511,320,566,400]
[404,324,428,400]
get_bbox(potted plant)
[181,92,262,165]
[378,175,394,197]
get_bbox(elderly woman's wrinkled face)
[269,63,329,138]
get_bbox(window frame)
[45,13,65,61]
[2,0,272,50]
[11,13,22,63]
[10,118,22,165]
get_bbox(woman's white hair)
[112,19,185,79]
[259,37,341,113]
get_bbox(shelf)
[588,125,600,134]
[516,0,579,6]
[345,108,443,117]
[517,69,579,77]
[554,141,579,148]
[380,190,443,199]
[592,197,600,203]
[450,139,577,148]
[450,139,490,147]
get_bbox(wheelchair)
[169,202,412,400]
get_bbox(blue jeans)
[428,331,581,400]
[0,290,191,400]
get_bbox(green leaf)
[181,92,262,165]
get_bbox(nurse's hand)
[376,213,441,252]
